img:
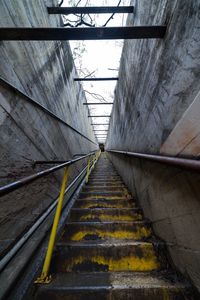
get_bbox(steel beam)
[83,102,113,105]
[47,6,134,15]
[0,26,167,40]
[88,115,111,117]
[75,78,118,81]
[91,124,109,125]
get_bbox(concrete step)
[90,176,121,180]
[83,186,126,191]
[87,181,124,186]
[51,242,164,273]
[92,168,119,175]
[79,191,132,200]
[88,176,121,180]
[73,199,136,209]
[69,208,143,222]
[36,272,192,300]
[60,221,152,242]
[91,173,118,176]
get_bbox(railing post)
[85,157,91,184]
[92,154,96,169]
[35,167,70,284]
[85,151,100,183]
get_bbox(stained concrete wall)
[106,0,200,292]
[0,0,97,257]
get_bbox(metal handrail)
[35,150,100,283]
[0,150,100,278]
[0,151,96,197]
[107,150,200,172]
[0,161,90,273]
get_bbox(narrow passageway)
[35,153,194,300]
[0,1,200,299]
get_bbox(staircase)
[35,154,195,300]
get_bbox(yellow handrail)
[85,157,91,184]
[35,150,101,284]
[85,150,101,183]
[35,167,70,284]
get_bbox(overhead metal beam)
[94,129,109,131]
[47,6,134,15]
[83,102,113,105]
[0,26,167,40]
[91,123,109,125]
[88,115,111,117]
[75,78,118,81]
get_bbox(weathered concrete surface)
[0,0,97,257]
[106,0,200,293]
[160,90,200,156]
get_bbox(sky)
[61,0,130,143]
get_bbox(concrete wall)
[106,0,200,292]
[0,0,97,257]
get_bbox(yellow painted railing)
[86,150,101,183]
[35,150,101,284]
[35,167,70,284]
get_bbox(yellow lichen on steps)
[162,289,173,300]
[65,245,160,272]
[70,227,151,241]
[80,195,131,200]
[79,213,142,222]
[78,203,133,209]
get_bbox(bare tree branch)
[108,68,119,71]
[62,0,97,28]
[75,15,95,27]
[83,70,96,78]
[63,22,75,27]
[75,0,82,6]
[103,0,122,27]
[61,0,124,28]
[59,0,64,7]
[84,90,108,103]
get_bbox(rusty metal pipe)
[107,150,200,172]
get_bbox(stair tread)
[71,208,141,211]
[82,192,127,194]
[65,221,149,225]
[76,198,134,201]
[37,272,189,289]
[56,241,160,247]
